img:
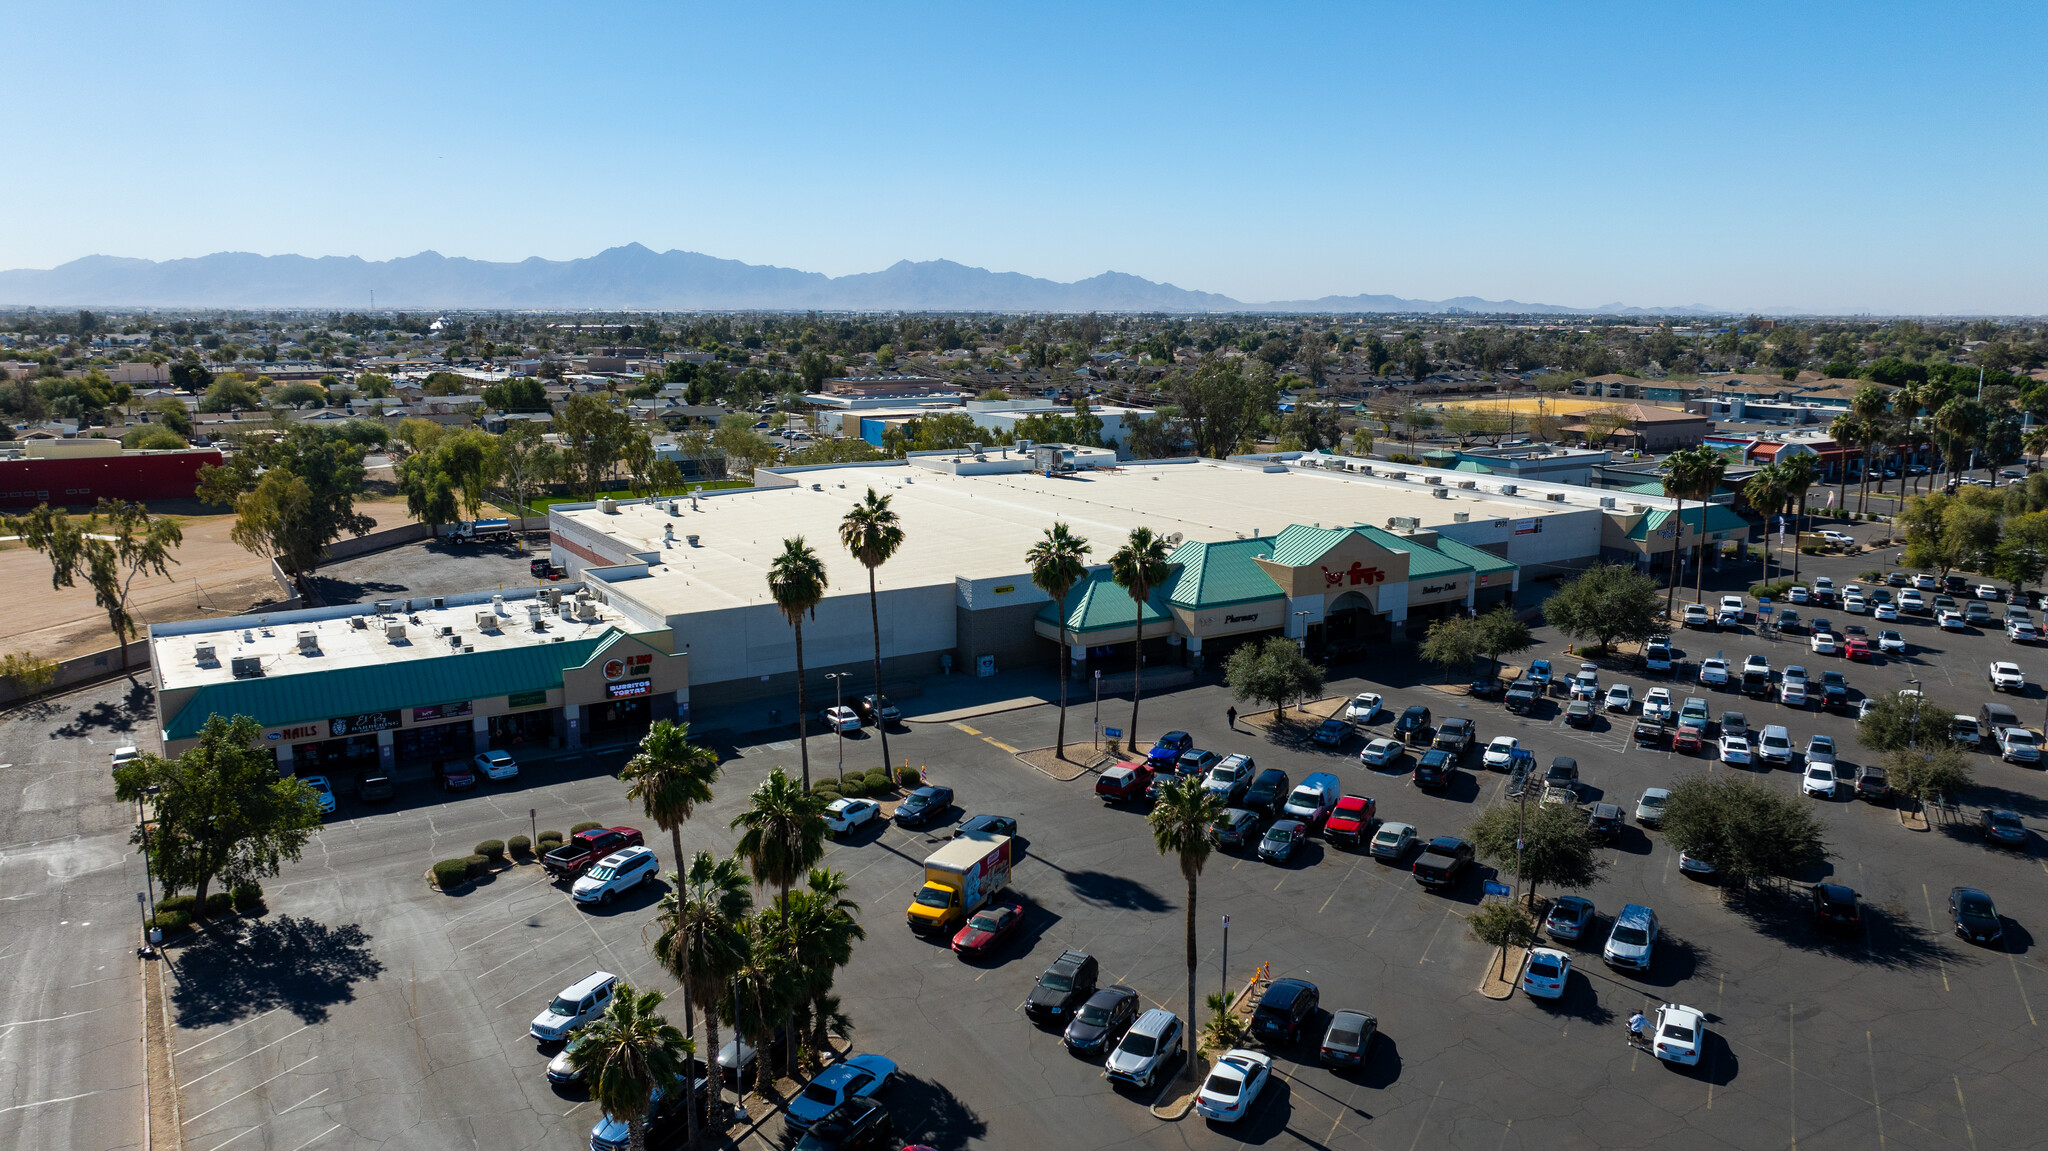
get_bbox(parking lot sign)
[1484,880,1512,898]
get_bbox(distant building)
[0,443,222,508]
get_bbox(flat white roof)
[149,591,634,692]
[558,459,1574,616]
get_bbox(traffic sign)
[1484,881,1513,898]
[1104,727,1122,739]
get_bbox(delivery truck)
[449,518,511,544]
[906,831,1012,935]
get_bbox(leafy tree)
[565,984,692,1151]
[1544,564,1663,654]
[1109,526,1173,746]
[112,714,324,908]
[271,381,327,408]
[199,427,375,589]
[0,649,58,696]
[1884,744,1973,807]
[1468,899,1538,979]
[1658,775,1829,896]
[1147,774,1226,1082]
[150,397,194,436]
[839,489,904,775]
[483,376,550,412]
[437,428,503,523]
[1170,356,1279,458]
[169,359,214,394]
[354,372,394,398]
[122,425,188,451]
[783,438,885,465]
[652,852,751,1129]
[397,450,458,529]
[767,538,829,787]
[1223,636,1325,719]
[1418,614,1483,682]
[1855,692,1935,753]
[496,421,558,518]
[1990,511,2048,598]
[1027,523,1093,758]
[1474,604,1533,679]
[197,374,262,412]
[557,393,636,498]
[422,371,469,396]
[8,499,182,667]
[1465,800,1602,906]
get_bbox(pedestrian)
[1627,1011,1648,1048]
[1227,705,1238,730]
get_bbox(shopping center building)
[148,445,1742,769]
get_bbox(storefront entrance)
[585,696,651,740]
[396,720,471,764]
[491,709,557,750]
[291,735,380,773]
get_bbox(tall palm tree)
[1026,522,1092,758]
[1779,452,1819,582]
[768,538,829,788]
[1828,413,1863,514]
[1683,449,1728,607]
[1108,526,1172,748]
[2025,426,2048,472]
[652,851,752,1132]
[1745,465,1787,586]
[566,984,692,1151]
[727,914,803,1095]
[1147,774,1225,1083]
[1658,451,1701,617]
[729,768,828,1081]
[1894,381,1925,496]
[621,720,720,883]
[763,868,865,1069]
[838,488,903,774]
[1852,385,1890,514]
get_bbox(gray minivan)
[1979,702,2021,749]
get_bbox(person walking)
[1627,1011,1649,1048]
[1226,705,1238,730]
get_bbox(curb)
[141,945,183,1151]
[1147,1053,1207,1119]
[903,697,1054,726]
[1013,745,1116,782]
[1477,946,1522,999]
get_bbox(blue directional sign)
[1104,727,1123,739]
[1484,881,1513,898]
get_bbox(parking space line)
[476,925,581,981]
[1866,1032,1885,1149]
[2007,953,2037,1026]
[1921,885,1950,991]
[202,1126,261,1151]
[184,1055,319,1125]
[286,1124,341,1151]
[951,723,982,735]
[276,1088,328,1115]
[182,1024,310,1085]
[1417,906,1458,965]
[981,736,1019,754]
[1405,1080,1444,1151]
[1954,1077,1978,1151]
[1318,861,1359,913]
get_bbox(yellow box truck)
[906,831,1012,935]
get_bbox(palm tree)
[1779,452,1819,582]
[729,768,829,1081]
[1147,774,1226,1083]
[566,984,692,1151]
[1852,385,1891,514]
[1026,523,1092,759]
[727,914,803,1095]
[764,868,865,1069]
[1828,413,1863,514]
[1744,465,1787,586]
[768,538,829,788]
[1108,526,1173,748]
[2026,427,2048,472]
[1658,451,1701,617]
[652,851,752,1132]
[1683,449,1728,607]
[621,720,720,881]
[838,489,903,774]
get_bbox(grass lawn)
[496,481,751,517]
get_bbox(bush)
[863,767,892,787]
[202,892,234,918]
[1859,570,1883,582]
[432,858,471,889]
[539,829,565,847]
[896,766,923,788]
[1749,580,1796,600]
[1387,452,1423,465]
[570,821,602,836]
[474,839,505,862]
[508,834,532,857]
[463,853,490,878]
[230,882,264,912]
[149,909,193,933]
[155,894,197,918]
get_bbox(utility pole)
[826,671,849,782]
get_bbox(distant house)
[1564,404,1710,452]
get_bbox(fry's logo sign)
[1322,562,1387,588]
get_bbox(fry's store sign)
[1321,562,1387,588]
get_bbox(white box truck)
[906,831,1012,935]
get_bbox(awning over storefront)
[1033,568,1177,646]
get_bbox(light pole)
[1092,669,1102,749]
[1221,914,1230,1000]
[1292,611,1310,652]
[825,672,849,782]
[1907,678,1921,747]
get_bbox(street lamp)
[825,672,849,782]
[1093,669,1103,749]
[1292,610,1310,651]
[1907,678,1921,747]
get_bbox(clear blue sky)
[7,1,2044,314]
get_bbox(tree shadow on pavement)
[1035,861,1171,913]
[168,914,384,1027]
[1731,887,1952,971]
[48,676,156,739]
[887,1074,987,1151]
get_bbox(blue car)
[1310,718,1353,747]
[1147,731,1194,769]
[784,1053,898,1134]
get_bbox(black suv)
[1431,717,1475,759]
[1251,978,1321,1047]
[1025,950,1098,1024]
[1543,756,1579,794]
[1503,680,1540,714]
[1585,802,1625,844]
[1242,768,1292,814]
[1413,748,1453,790]
[1394,705,1434,745]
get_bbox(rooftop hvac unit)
[686,534,699,547]
[492,594,504,610]
[1424,475,1442,485]
[374,601,394,616]
[545,588,562,607]
[476,610,500,631]
[811,483,823,491]
[575,587,593,601]
[1386,470,1407,480]
[1458,480,1477,489]
[575,600,599,621]
[1499,483,1518,495]
[194,644,216,664]
[668,500,681,515]
[598,497,618,513]
[663,523,675,540]
[230,656,264,679]
[441,625,454,636]
[385,622,406,641]
[1453,512,1471,523]
[432,596,445,610]
[1546,492,1567,502]
[1388,516,1422,530]
[1631,503,1651,513]
[967,442,982,455]
[348,616,367,630]
[297,631,319,653]
[1599,497,1617,508]
[1431,487,1451,499]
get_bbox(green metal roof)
[1356,526,1471,579]
[1621,480,1671,496]
[1452,460,1494,474]
[1625,503,1749,541]
[1265,524,1353,568]
[164,629,624,741]
[1036,568,1175,634]
[1433,536,1517,577]
[1165,536,1283,609]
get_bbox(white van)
[1759,724,1794,766]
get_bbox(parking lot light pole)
[1221,914,1229,1000]
[1093,670,1102,749]
[826,672,849,781]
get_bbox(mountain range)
[0,243,1722,316]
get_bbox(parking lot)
[308,536,544,606]
[12,536,2045,1151]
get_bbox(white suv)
[572,846,660,907]
[530,970,619,1041]
[1989,662,2026,692]
[1104,1008,1183,1088]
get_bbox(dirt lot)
[0,499,417,662]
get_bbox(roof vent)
[1424,475,1443,485]
[1498,483,1518,495]
[348,616,367,630]
[811,483,823,491]
[432,596,445,610]
[686,534,699,547]
[1599,496,1617,508]
[1458,480,1477,489]
[297,630,319,653]
[476,610,500,631]
[385,622,406,641]
[1546,492,1567,502]
[1453,512,1471,522]
[599,498,618,513]
[194,643,216,665]
[230,656,264,679]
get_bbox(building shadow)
[167,914,384,1027]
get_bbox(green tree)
[197,426,374,588]
[1658,775,1829,896]
[495,421,557,519]
[1543,564,1663,654]
[763,868,865,1072]
[1855,692,1934,754]
[271,381,328,408]
[1991,510,2048,598]
[150,397,194,436]
[557,393,636,498]
[111,714,323,908]
[1147,774,1225,1082]
[1744,464,1788,584]
[1465,800,1602,906]
[1170,355,1280,458]
[1474,603,1533,679]
[0,649,58,696]
[1222,635,1325,719]
[438,428,503,523]
[726,915,801,1095]
[729,768,827,1080]
[652,852,752,1129]
[1201,990,1250,1056]
[1884,744,1973,808]
[1778,452,1819,582]
[767,538,829,788]
[198,374,262,412]
[8,499,183,667]
[397,450,458,529]
[1418,614,1484,683]
[565,984,692,1151]
[1661,445,1726,611]
[620,720,721,880]
[121,425,188,451]
[1468,899,1538,979]
[1109,526,1173,747]
[1027,523,1093,759]
[482,377,549,412]
[839,489,904,775]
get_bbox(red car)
[1843,637,1871,662]
[437,759,478,792]
[1323,794,1378,848]
[1095,762,1153,803]
[1672,725,1704,753]
[951,900,1025,958]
